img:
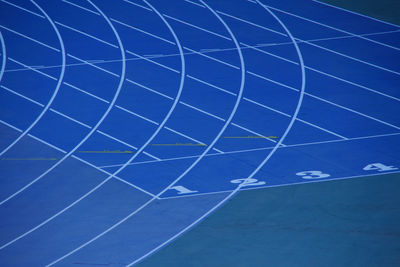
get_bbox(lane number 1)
[169,185,198,195]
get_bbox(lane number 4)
[363,163,398,172]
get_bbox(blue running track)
[0,0,399,266]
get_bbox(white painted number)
[296,170,330,179]
[230,178,266,187]
[363,163,398,172]
[169,185,198,195]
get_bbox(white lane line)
[8,57,57,80]
[0,0,45,19]
[0,0,162,252]
[0,1,126,206]
[0,31,6,83]
[231,122,281,145]
[115,105,159,125]
[126,49,180,73]
[183,0,205,8]
[163,13,232,41]
[187,74,236,96]
[125,78,174,100]
[127,2,306,265]
[180,101,226,121]
[123,1,245,265]
[2,60,212,158]
[7,9,344,147]
[110,17,176,45]
[2,2,367,153]
[55,20,118,49]
[0,24,60,52]
[28,133,67,153]
[61,0,100,16]
[71,155,157,197]
[311,0,400,29]
[49,108,92,129]
[8,29,400,74]
[306,93,400,130]
[44,0,189,263]
[243,97,348,139]
[241,42,400,102]
[0,119,23,133]
[63,82,109,103]
[67,53,120,77]
[183,45,240,69]
[48,0,246,264]
[3,1,115,52]
[247,70,297,90]
[163,126,221,153]
[0,0,66,161]
[248,69,400,130]
[0,154,156,251]
[217,9,286,36]
[1,85,45,107]
[98,131,400,169]
[7,16,394,140]
[304,37,400,76]
[0,84,161,161]
[265,2,400,51]
[225,4,400,76]
[161,169,400,200]
[123,0,152,12]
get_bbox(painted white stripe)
[49,108,92,129]
[100,130,400,169]
[55,21,118,48]
[266,3,400,51]
[1,85,44,107]
[244,97,348,139]
[126,78,174,100]
[68,53,120,77]
[123,0,152,11]
[0,0,45,18]
[0,1,66,165]
[61,0,100,15]
[110,17,175,45]
[164,14,232,41]
[180,101,225,121]
[8,57,57,80]
[0,30,6,84]
[126,49,179,73]
[0,24,60,52]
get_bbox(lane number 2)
[230,178,266,187]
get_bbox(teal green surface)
[320,0,400,25]
[139,173,400,267]
[139,2,400,266]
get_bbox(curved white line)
[127,0,307,265]
[0,31,6,83]
[0,0,126,206]
[0,0,187,251]
[45,0,247,264]
[0,0,66,158]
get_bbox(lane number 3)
[296,170,330,179]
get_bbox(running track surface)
[0,0,399,266]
